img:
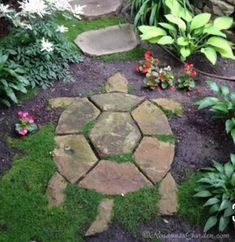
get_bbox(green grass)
[177,173,207,225]
[56,14,145,62]
[155,134,178,144]
[80,120,96,137]
[105,153,135,163]
[113,184,160,232]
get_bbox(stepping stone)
[105,72,128,93]
[132,100,172,136]
[158,173,178,215]
[85,198,114,236]
[79,160,152,195]
[89,112,141,157]
[134,137,175,183]
[46,172,67,207]
[90,93,144,112]
[53,135,98,183]
[56,98,100,135]
[49,97,82,109]
[70,0,123,20]
[152,98,183,116]
[74,24,139,56]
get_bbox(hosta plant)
[194,154,235,232]
[177,63,197,90]
[196,81,235,143]
[0,53,29,107]
[139,9,234,64]
[15,111,37,136]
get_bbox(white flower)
[56,25,68,33]
[41,37,54,52]
[72,4,86,19]
[47,0,73,12]
[18,0,49,18]
[0,4,13,15]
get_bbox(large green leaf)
[196,97,220,109]
[207,81,219,92]
[214,16,233,30]
[180,47,191,59]
[158,22,177,32]
[219,216,230,232]
[177,37,188,46]
[231,129,235,143]
[203,197,219,207]
[139,26,167,40]
[230,154,235,166]
[165,14,186,31]
[203,25,226,38]
[224,162,234,177]
[201,47,217,65]
[194,190,212,197]
[204,216,218,232]
[190,13,211,31]
[157,36,174,45]
[225,119,234,133]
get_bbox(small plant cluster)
[135,50,197,90]
[194,154,235,232]
[0,0,85,106]
[15,111,37,136]
[196,81,235,144]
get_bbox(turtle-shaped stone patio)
[46,72,180,235]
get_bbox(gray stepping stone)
[105,72,128,93]
[74,24,139,56]
[70,0,124,20]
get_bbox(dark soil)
[0,44,235,241]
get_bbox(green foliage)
[139,7,234,64]
[1,125,103,242]
[0,53,29,107]
[105,154,135,163]
[196,81,235,143]
[155,134,178,144]
[178,173,207,225]
[80,120,96,138]
[128,0,192,27]
[194,154,235,232]
[113,184,160,232]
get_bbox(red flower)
[144,50,152,59]
[189,70,197,77]
[184,63,197,77]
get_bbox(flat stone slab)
[105,72,128,93]
[158,173,178,215]
[85,198,114,236]
[152,98,183,116]
[134,137,175,183]
[74,24,139,56]
[79,160,152,195]
[46,172,67,207]
[56,98,100,135]
[132,100,172,135]
[89,112,141,157]
[53,135,98,183]
[49,97,82,109]
[71,0,123,20]
[90,93,144,112]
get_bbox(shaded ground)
[0,45,235,241]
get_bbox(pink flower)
[27,115,34,124]
[18,111,29,118]
[18,128,28,136]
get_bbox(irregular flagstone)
[90,93,144,112]
[49,97,82,109]
[151,98,183,116]
[53,135,98,183]
[56,98,100,135]
[70,0,123,20]
[74,24,139,56]
[132,100,172,135]
[105,72,128,93]
[85,198,114,236]
[46,172,67,207]
[134,137,175,183]
[79,160,152,195]
[89,112,141,157]
[158,173,178,215]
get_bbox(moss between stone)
[155,134,178,144]
[104,153,135,163]
[80,120,96,138]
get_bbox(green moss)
[105,153,135,163]
[155,134,178,144]
[17,87,39,104]
[1,125,102,242]
[178,173,207,225]
[80,120,96,137]
[113,184,160,232]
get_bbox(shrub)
[196,81,235,143]
[194,154,235,232]
[139,10,234,64]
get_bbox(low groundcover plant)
[15,111,37,135]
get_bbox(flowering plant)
[135,50,175,90]
[177,63,197,90]
[15,111,37,136]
